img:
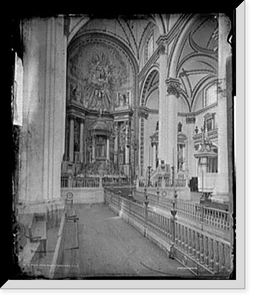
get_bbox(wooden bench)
[65,209,79,223]
[27,213,47,257]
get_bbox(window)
[203,83,217,108]
[206,147,218,173]
[205,113,216,131]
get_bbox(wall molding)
[178,102,218,117]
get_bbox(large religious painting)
[68,42,130,112]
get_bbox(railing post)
[144,194,149,237]
[200,233,204,264]
[181,225,185,250]
[204,236,209,267]
[184,227,188,253]
[192,230,196,258]
[118,190,122,208]
[209,238,214,270]
[220,242,226,272]
[214,240,220,273]
[196,232,200,261]
[68,175,72,188]
[156,186,160,203]
[188,228,192,255]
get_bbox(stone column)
[157,42,168,164]
[114,135,118,164]
[152,144,156,170]
[106,138,110,161]
[125,121,130,165]
[64,118,69,161]
[114,123,118,164]
[84,135,87,164]
[92,136,95,161]
[18,17,67,213]
[214,14,232,202]
[185,117,197,178]
[69,116,75,163]
[166,77,180,169]
[79,119,84,163]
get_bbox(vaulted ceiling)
[174,14,219,112]
[68,14,181,61]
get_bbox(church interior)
[60,14,233,204]
[10,13,234,278]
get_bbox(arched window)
[203,83,218,108]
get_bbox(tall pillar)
[125,121,130,165]
[166,77,180,169]
[84,135,87,164]
[69,116,75,163]
[18,17,67,211]
[157,42,168,164]
[214,14,231,202]
[106,138,110,161]
[114,123,118,164]
[92,136,95,161]
[152,144,156,170]
[186,118,196,177]
[64,118,69,161]
[79,119,84,163]
[114,135,118,164]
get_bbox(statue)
[71,85,82,102]
[178,122,182,132]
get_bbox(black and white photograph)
[4,2,247,290]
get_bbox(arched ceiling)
[140,69,159,106]
[171,14,219,112]
[72,16,155,60]
[68,14,183,61]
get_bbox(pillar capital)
[157,42,167,56]
[69,114,76,121]
[166,77,181,98]
[138,106,149,119]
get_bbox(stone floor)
[56,203,195,279]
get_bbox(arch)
[68,32,139,75]
[191,76,217,112]
[139,67,159,106]
[167,15,197,78]
[67,16,91,45]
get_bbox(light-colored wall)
[61,188,104,204]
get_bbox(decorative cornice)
[138,106,158,119]
[178,102,218,117]
[193,128,218,143]
[138,106,149,119]
[112,109,134,117]
[186,116,196,124]
[166,77,181,98]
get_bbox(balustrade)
[104,190,232,276]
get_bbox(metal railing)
[176,201,231,234]
[61,176,100,188]
[104,190,233,276]
[133,189,231,237]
